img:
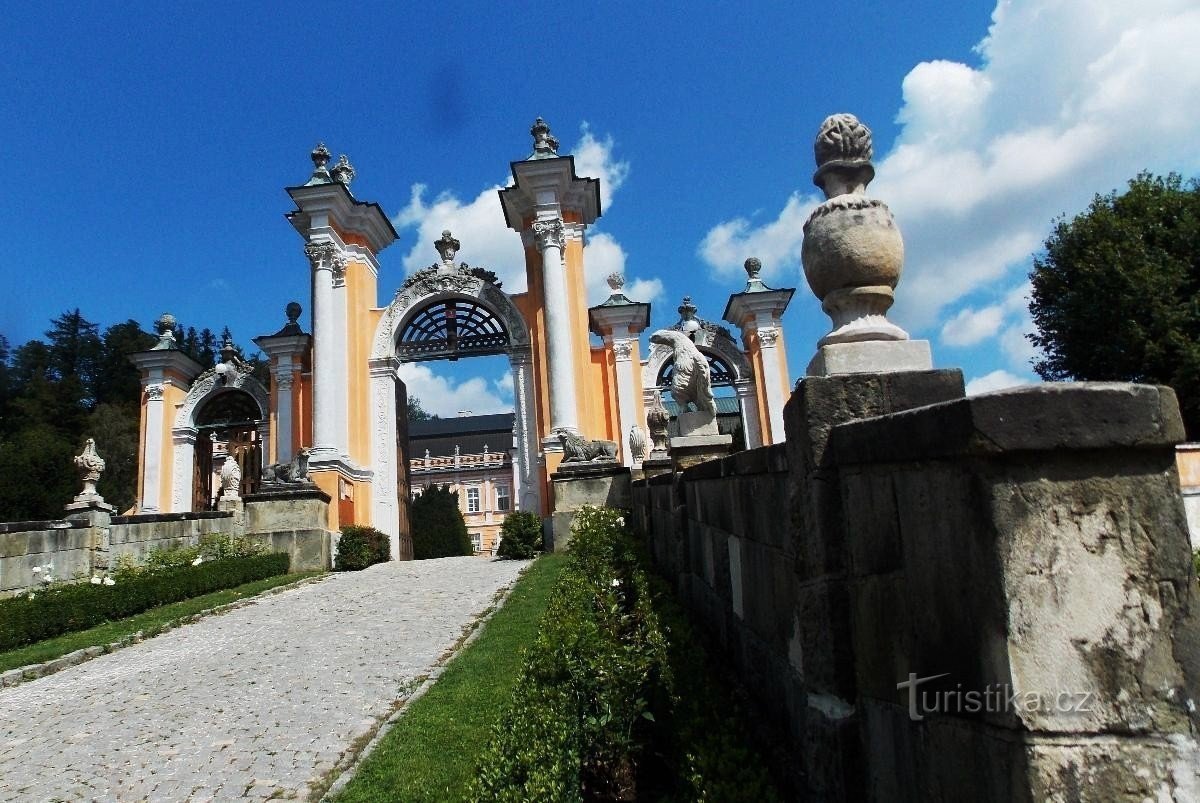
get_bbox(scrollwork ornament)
[612,340,634,360]
[532,218,565,251]
[757,327,780,347]
[332,253,348,287]
[304,241,337,270]
[146,383,165,401]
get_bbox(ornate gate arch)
[369,264,541,558]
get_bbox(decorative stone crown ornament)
[606,272,624,292]
[435,230,461,268]
[646,391,671,458]
[151,312,177,350]
[801,114,909,345]
[743,257,769,293]
[71,438,110,508]
[529,117,560,159]
[330,154,356,188]
[306,142,333,185]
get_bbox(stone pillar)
[734,379,763,448]
[533,217,579,436]
[255,307,312,466]
[274,367,295,463]
[757,326,788,442]
[306,240,339,461]
[141,382,166,511]
[589,273,652,467]
[368,357,403,559]
[170,428,197,513]
[510,346,542,514]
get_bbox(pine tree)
[410,484,473,559]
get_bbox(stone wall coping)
[0,519,89,534]
[243,488,332,504]
[831,382,1185,466]
[110,511,234,525]
[631,443,788,486]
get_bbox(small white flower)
[616,517,625,527]
[31,567,41,575]
[40,575,53,585]
[27,592,36,600]
[90,576,102,585]
[191,556,203,566]
[103,577,116,586]
[610,578,620,588]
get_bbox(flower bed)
[0,552,290,651]
[471,506,779,801]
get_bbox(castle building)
[128,120,795,560]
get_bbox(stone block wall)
[632,376,1200,801]
[0,519,93,596]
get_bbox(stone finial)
[73,438,105,499]
[606,272,625,292]
[812,114,875,198]
[742,257,769,293]
[529,117,560,159]
[152,312,177,350]
[676,296,701,336]
[286,301,302,325]
[802,113,913,353]
[219,451,242,500]
[646,392,670,457]
[306,142,333,185]
[435,230,460,265]
[330,154,356,188]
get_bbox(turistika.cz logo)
[896,673,1095,721]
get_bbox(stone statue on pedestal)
[650,329,718,436]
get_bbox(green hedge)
[495,511,542,560]
[470,506,779,801]
[335,525,391,571]
[0,552,290,651]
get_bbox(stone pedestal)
[243,485,333,571]
[640,456,673,480]
[549,462,632,551]
[216,496,245,527]
[64,502,113,578]
[807,339,932,376]
[669,434,733,471]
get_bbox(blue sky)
[3,1,1198,414]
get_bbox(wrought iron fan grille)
[657,352,736,390]
[398,299,509,361]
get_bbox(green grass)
[334,553,569,803]
[0,571,324,673]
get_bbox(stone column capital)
[304,240,338,271]
[531,218,565,252]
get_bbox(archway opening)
[193,389,264,510]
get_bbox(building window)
[470,532,482,553]
[496,485,511,512]
[466,486,480,513]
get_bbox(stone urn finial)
[628,425,648,464]
[330,154,356,188]
[801,113,909,346]
[606,272,625,292]
[529,117,560,158]
[286,301,302,325]
[307,142,333,185]
[646,391,671,458]
[152,312,177,350]
[74,438,105,500]
[435,230,460,266]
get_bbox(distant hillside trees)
[0,311,265,521]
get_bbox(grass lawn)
[334,552,569,803]
[0,570,324,674]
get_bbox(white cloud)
[941,304,1005,347]
[965,369,1033,395]
[391,124,659,307]
[697,0,1200,362]
[397,363,512,418]
[493,372,514,395]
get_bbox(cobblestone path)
[0,557,525,802]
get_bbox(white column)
[171,428,197,513]
[533,218,578,435]
[306,241,338,460]
[332,252,350,458]
[369,358,400,558]
[735,380,764,449]
[610,335,639,467]
[757,325,787,444]
[273,359,295,463]
[511,347,542,514]
[140,382,166,512]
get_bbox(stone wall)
[632,375,1200,801]
[0,490,336,598]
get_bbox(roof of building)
[408,412,514,438]
[663,397,741,416]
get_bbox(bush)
[495,511,543,559]
[336,525,391,571]
[0,552,290,651]
[471,506,779,801]
[411,484,473,559]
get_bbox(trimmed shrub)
[335,525,391,571]
[411,484,473,559]
[471,506,779,801]
[0,553,290,651]
[495,511,542,559]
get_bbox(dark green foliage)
[0,312,266,521]
[495,511,543,559]
[410,484,473,559]
[0,553,289,650]
[1030,172,1200,436]
[407,395,437,422]
[471,507,779,802]
[335,525,391,571]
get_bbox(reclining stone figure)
[261,447,312,485]
[558,431,618,463]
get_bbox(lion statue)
[261,447,312,485]
[649,329,716,415]
[558,431,618,463]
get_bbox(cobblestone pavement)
[0,557,526,802]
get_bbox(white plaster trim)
[170,428,197,513]
[141,385,165,512]
[511,348,542,515]
[610,337,639,467]
[735,380,764,449]
[368,358,401,559]
[757,326,787,445]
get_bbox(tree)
[1029,172,1200,436]
[495,511,543,559]
[407,395,438,422]
[409,484,473,559]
